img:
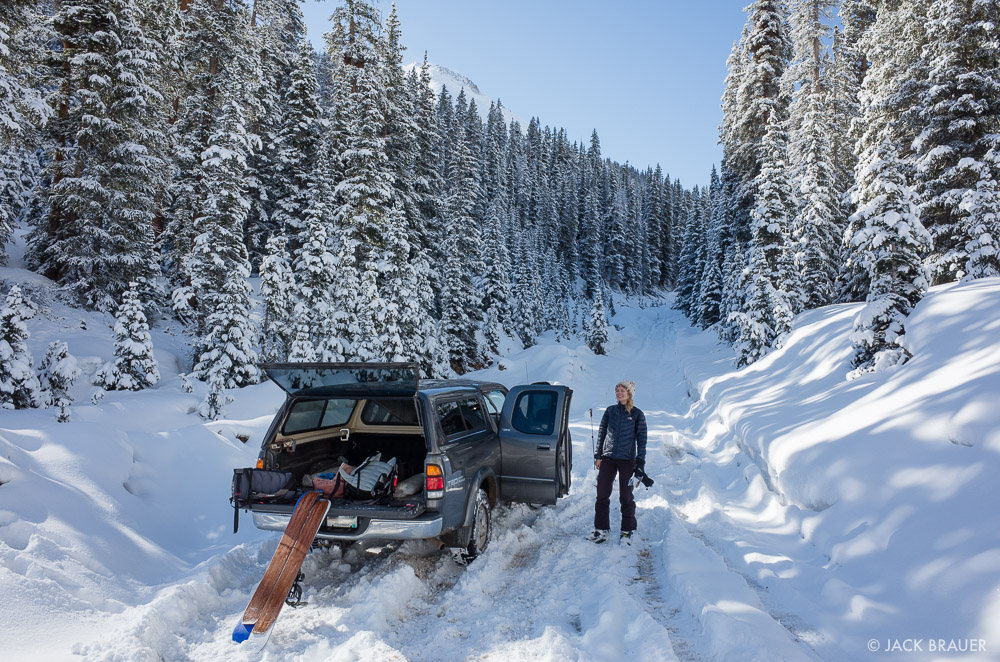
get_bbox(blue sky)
[301,1,750,188]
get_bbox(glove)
[635,459,645,473]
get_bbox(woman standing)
[587,379,647,545]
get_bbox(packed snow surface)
[1,260,999,660]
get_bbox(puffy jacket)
[595,404,647,461]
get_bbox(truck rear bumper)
[251,510,444,542]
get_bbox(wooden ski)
[233,490,330,650]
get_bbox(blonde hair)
[615,382,635,414]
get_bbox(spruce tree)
[580,154,604,299]
[293,212,339,362]
[848,137,931,377]
[914,0,1000,281]
[605,169,628,290]
[847,0,934,376]
[164,0,263,335]
[259,233,296,363]
[697,167,725,327]
[793,87,840,308]
[674,187,705,317]
[411,54,445,256]
[0,285,43,409]
[268,39,323,249]
[481,198,513,356]
[0,0,50,264]
[730,111,796,365]
[439,95,484,370]
[97,282,160,391]
[39,341,80,408]
[786,0,840,309]
[585,287,609,355]
[731,1,792,244]
[325,0,396,359]
[31,0,166,310]
[512,232,542,348]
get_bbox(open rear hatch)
[240,362,429,537]
[261,362,420,397]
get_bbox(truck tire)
[464,489,492,561]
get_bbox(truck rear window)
[361,398,419,425]
[284,398,356,434]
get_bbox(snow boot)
[620,531,633,546]
[586,529,610,544]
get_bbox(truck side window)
[512,391,557,435]
[438,400,465,437]
[460,397,488,433]
[285,399,325,434]
[485,390,505,422]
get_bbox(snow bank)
[674,278,1000,660]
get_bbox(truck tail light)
[426,464,444,498]
[256,458,264,469]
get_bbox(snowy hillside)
[403,62,522,127]
[1,250,999,660]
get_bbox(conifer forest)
[1,0,998,415]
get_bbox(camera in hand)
[633,466,654,488]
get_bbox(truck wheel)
[464,489,492,561]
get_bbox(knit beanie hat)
[615,380,636,398]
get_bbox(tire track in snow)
[616,308,822,661]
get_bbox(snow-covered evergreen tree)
[512,232,542,348]
[848,137,931,377]
[830,4,873,304]
[293,209,338,361]
[674,187,705,317]
[190,239,260,389]
[325,0,399,360]
[793,86,840,308]
[785,0,840,309]
[730,0,792,244]
[39,341,80,415]
[259,233,296,363]
[914,0,1000,281]
[844,0,933,376]
[30,0,167,310]
[266,37,323,250]
[585,287,609,355]
[164,0,262,330]
[439,92,485,370]
[0,1,50,265]
[580,151,604,299]
[697,167,725,327]
[730,111,796,365]
[411,54,444,258]
[0,285,43,409]
[382,4,422,247]
[481,198,513,357]
[605,169,628,291]
[97,282,160,391]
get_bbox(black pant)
[594,458,636,532]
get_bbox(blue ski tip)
[233,622,254,643]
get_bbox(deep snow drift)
[1,250,998,660]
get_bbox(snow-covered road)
[5,282,999,662]
[74,305,820,661]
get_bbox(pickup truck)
[233,362,572,559]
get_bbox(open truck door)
[498,384,573,505]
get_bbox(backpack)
[338,452,398,500]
